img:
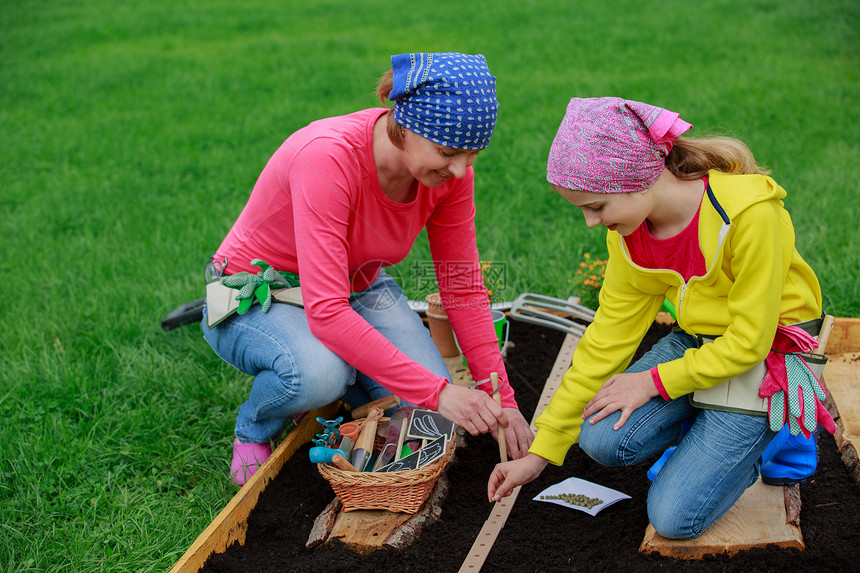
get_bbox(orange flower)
[573,252,607,309]
[480,261,505,304]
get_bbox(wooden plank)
[459,329,582,572]
[326,509,414,555]
[168,402,340,573]
[826,317,860,355]
[639,478,804,559]
[826,352,860,442]
[822,351,860,482]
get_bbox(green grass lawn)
[1,0,858,570]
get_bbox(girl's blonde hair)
[666,136,771,180]
[375,70,405,149]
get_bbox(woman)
[203,52,533,485]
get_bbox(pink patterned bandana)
[547,97,692,194]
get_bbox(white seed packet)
[533,476,631,516]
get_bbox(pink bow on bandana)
[759,325,836,438]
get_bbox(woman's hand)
[582,370,658,429]
[487,453,548,502]
[436,384,509,437]
[494,407,534,460]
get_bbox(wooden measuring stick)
[491,372,507,463]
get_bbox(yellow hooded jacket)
[531,170,822,465]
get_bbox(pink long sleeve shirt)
[214,108,516,411]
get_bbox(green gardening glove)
[220,259,293,314]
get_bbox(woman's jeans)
[202,270,451,444]
[578,330,776,539]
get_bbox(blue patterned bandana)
[390,52,498,150]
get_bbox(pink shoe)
[230,439,272,486]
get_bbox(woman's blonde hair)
[375,70,405,149]
[665,136,771,180]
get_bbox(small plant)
[480,261,506,304]
[571,252,607,310]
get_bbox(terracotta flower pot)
[425,293,460,357]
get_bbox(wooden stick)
[394,415,409,460]
[491,372,507,463]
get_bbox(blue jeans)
[578,330,776,539]
[202,270,451,444]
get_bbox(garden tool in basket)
[509,293,595,336]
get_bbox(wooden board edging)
[169,402,340,573]
[826,317,860,355]
[822,317,860,482]
[822,351,860,483]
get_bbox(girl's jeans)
[578,330,776,539]
[202,270,450,444]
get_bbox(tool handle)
[355,417,379,453]
[350,406,387,470]
[309,446,346,464]
[332,454,358,472]
[351,395,399,420]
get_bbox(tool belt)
[204,258,303,328]
[206,281,304,328]
[688,316,827,416]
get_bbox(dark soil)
[201,321,860,573]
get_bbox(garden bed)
[198,320,860,572]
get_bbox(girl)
[487,97,831,539]
[203,53,533,486]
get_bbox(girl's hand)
[487,453,548,502]
[494,408,534,460]
[436,384,509,437]
[582,371,658,429]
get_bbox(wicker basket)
[317,434,456,514]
